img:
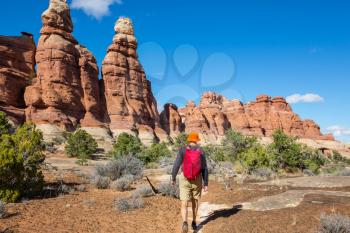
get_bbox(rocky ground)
[1,155,350,233]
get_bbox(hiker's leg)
[181,200,189,222]
[191,198,199,221]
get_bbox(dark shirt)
[171,145,209,186]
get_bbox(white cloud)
[286,93,324,104]
[71,0,123,20]
[326,126,350,137]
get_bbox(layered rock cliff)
[162,92,334,142]
[24,0,104,134]
[0,0,337,149]
[0,32,36,124]
[101,17,167,144]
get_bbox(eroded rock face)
[0,33,36,124]
[175,92,333,141]
[178,93,229,142]
[24,0,103,131]
[160,103,183,137]
[101,17,165,144]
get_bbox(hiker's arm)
[171,148,185,183]
[201,153,209,187]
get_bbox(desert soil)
[1,156,350,233]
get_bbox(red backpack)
[183,147,202,180]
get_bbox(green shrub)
[332,150,350,164]
[0,123,45,202]
[139,142,171,165]
[301,147,326,174]
[239,144,271,172]
[172,133,188,152]
[65,129,98,165]
[108,133,143,158]
[202,145,227,162]
[222,129,258,159]
[0,112,12,136]
[268,130,324,173]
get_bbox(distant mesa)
[0,0,341,151]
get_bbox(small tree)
[268,129,324,173]
[65,129,98,165]
[239,144,270,172]
[108,133,143,158]
[139,142,172,165]
[0,123,45,202]
[0,112,12,136]
[202,145,227,162]
[222,129,257,159]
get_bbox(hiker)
[172,132,209,233]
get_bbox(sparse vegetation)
[0,200,5,218]
[335,168,350,176]
[108,133,173,166]
[111,175,134,191]
[92,156,143,189]
[114,196,144,212]
[65,129,98,165]
[0,123,45,202]
[250,168,275,181]
[158,182,180,199]
[201,129,329,176]
[132,186,155,198]
[91,175,111,189]
[332,150,350,164]
[317,213,350,233]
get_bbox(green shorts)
[179,173,202,201]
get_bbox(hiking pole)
[145,176,159,194]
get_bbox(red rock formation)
[175,92,333,141]
[24,0,103,132]
[160,103,183,136]
[177,93,229,142]
[0,33,36,124]
[101,17,166,144]
[198,92,229,136]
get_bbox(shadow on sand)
[195,205,243,232]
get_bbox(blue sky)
[1,0,349,142]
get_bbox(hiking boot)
[191,221,197,230]
[182,222,188,233]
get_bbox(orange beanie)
[187,132,200,143]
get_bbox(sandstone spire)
[24,0,104,137]
[101,17,167,144]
